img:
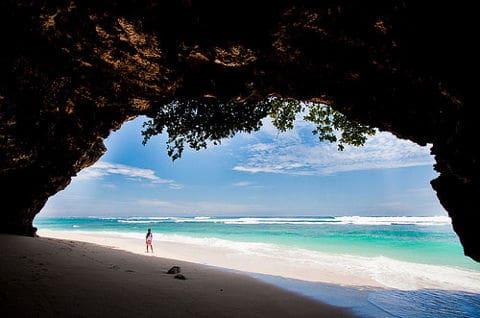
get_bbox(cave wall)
[1,1,478,261]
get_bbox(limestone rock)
[0,1,479,261]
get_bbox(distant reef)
[1,1,478,261]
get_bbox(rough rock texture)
[167,266,181,275]
[0,1,478,260]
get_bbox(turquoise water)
[34,215,480,317]
[34,215,479,271]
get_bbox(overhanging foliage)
[142,97,375,159]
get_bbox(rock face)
[1,1,478,261]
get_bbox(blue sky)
[40,115,446,217]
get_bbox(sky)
[40,115,446,217]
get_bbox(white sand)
[0,234,357,317]
[38,229,380,287]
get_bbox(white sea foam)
[116,217,178,224]
[39,227,480,293]
[334,216,451,226]
[96,216,452,226]
[221,217,338,225]
[125,216,172,220]
[71,229,479,293]
[194,216,211,220]
[363,255,480,292]
[263,247,480,292]
[117,220,167,224]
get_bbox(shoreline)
[0,233,357,317]
[34,229,480,317]
[36,229,480,293]
[4,229,479,317]
[37,229,382,288]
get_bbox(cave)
[1,1,478,262]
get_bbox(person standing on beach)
[146,228,154,253]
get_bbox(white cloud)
[249,143,276,152]
[231,181,265,189]
[233,126,435,176]
[233,165,306,174]
[232,181,254,187]
[76,169,106,180]
[167,183,184,190]
[75,161,183,189]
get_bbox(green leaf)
[141,97,375,160]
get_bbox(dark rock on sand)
[167,266,181,274]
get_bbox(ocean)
[34,215,480,317]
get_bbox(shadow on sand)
[247,272,480,318]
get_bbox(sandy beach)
[37,229,380,288]
[0,233,357,317]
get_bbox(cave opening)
[2,1,480,315]
[34,115,479,274]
